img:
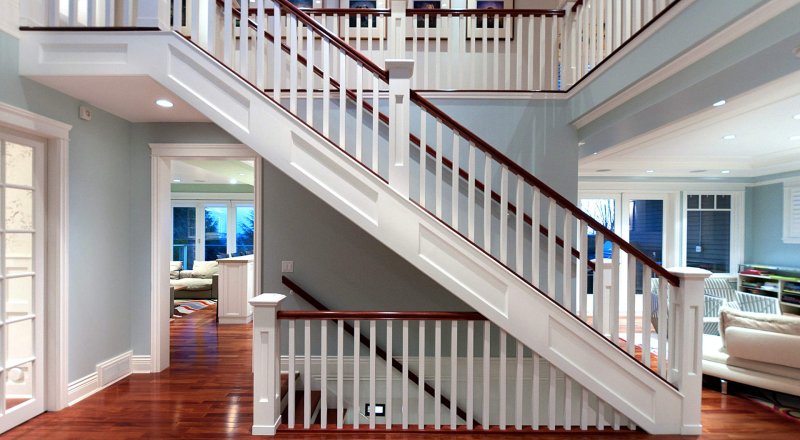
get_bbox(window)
[171,200,254,268]
[784,182,800,244]
[685,194,732,273]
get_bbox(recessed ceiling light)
[578,141,586,147]
[722,134,736,140]
[721,170,731,174]
[239,173,245,176]
[794,113,800,120]
[172,179,181,183]
[592,152,598,155]
[712,100,726,107]
[645,170,654,173]
[690,169,707,173]
[155,98,174,108]
[229,178,238,184]
[596,169,611,173]
[790,135,800,141]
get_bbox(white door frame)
[149,143,261,372]
[0,103,70,413]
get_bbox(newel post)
[666,267,710,435]
[249,293,286,436]
[389,0,408,58]
[386,59,415,199]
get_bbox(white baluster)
[172,0,182,30]
[549,12,558,88]
[190,0,199,47]
[223,0,233,64]
[581,387,589,430]
[272,4,281,100]
[450,321,458,430]
[467,144,476,240]
[104,0,115,27]
[289,14,298,113]
[504,14,511,90]
[531,188,541,286]
[594,232,605,332]
[372,85,380,172]
[610,243,620,345]
[337,320,344,428]
[538,14,545,88]
[527,15,535,89]
[435,17,442,89]
[353,320,360,429]
[626,256,636,355]
[597,398,606,430]
[614,0,622,50]
[339,50,346,148]
[306,27,314,125]
[418,321,426,429]
[466,320,474,430]
[515,179,524,274]
[356,66,364,161]
[386,320,393,429]
[499,328,507,430]
[547,198,556,297]
[482,321,490,430]
[434,320,442,429]
[564,375,572,430]
[642,266,652,368]
[482,15,488,89]
[532,352,540,429]
[563,212,573,311]
[402,319,409,429]
[657,276,667,379]
[435,120,443,217]
[321,320,328,428]
[304,320,311,428]
[288,319,296,428]
[483,156,492,253]
[369,320,376,429]
[451,135,460,230]
[499,166,509,264]
[515,15,523,90]
[515,340,523,430]
[548,365,556,430]
[423,19,430,89]
[322,39,331,136]
[579,220,588,320]
[419,110,427,207]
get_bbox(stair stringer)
[19,30,689,434]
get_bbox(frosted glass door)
[0,136,44,434]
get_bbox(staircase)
[18,0,706,435]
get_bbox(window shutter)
[784,185,800,243]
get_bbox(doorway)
[150,144,261,373]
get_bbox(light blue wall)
[745,183,800,268]
[1,31,133,382]
[128,123,241,355]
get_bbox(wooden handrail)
[278,310,487,321]
[281,276,477,425]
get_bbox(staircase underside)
[18,30,688,434]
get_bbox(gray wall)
[1,30,133,382]
[128,123,241,355]
[745,183,800,268]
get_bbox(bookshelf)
[738,264,800,314]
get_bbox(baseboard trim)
[218,314,253,325]
[132,355,152,374]
[68,351,133,406]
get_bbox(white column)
[666,267,709,435]
[137,0,171,29]
[250,293,287,436]
[385,59,414,199]
[218,255,256,324]
[389,0,408,59]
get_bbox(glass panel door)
[204,205,228,260]
[0,136,44,434]
[626,198,665,293]
[235,205,255,255]
[580,197,618,294]
[172,206,196,269]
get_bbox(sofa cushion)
[191,260,219,278]
[724,327,800,370]
[719,307,800,344]
[703,335,800,381]
[170,261,183,271]
[170,277,212,291]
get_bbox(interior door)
[0,134,45,434]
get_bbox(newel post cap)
[391,0,408,13]
[666,267,712,280]
[385,59,415,78]
[250,293,287,307]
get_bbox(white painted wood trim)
[68,351,133,406]
[132,355,152,373]
[0,101,70,412]
[572,0,793,128]
[149,143,256,157]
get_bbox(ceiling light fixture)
[690,169,707,173]
[172,179,181,183]
[721,170,731,174]
[712,100,726,107]
[722,134,736,140]
[790,135,800,141]
[230,178,238,184]
[155,98,174,108]
[645,170,654,174]
[794,113,800,120]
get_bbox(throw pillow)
[192,260,219,278]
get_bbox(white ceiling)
[27,75,209,123]
[171,159,255,186]
[579,70,800,179]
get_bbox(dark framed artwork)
[467,0,514,39]
[342,0,387,39]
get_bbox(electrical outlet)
[695,245,702,253]
[281,261,294,273]
[364,403,385,416]
[79,105,92,121]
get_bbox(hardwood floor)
[3,305,798,439]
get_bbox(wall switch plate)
[281,261,293,273]
[364,403,385,416]
[695,245,702,253]
[79,105,92,121]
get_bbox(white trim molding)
[68,351,133,406]
[783,179,800,244]
[131,355,153,374]
[0,102,71,412]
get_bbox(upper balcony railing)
[24,0,680,91]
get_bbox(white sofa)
[702,306,800,396]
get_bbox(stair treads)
[282,390,322,425]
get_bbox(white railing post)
[666,267,710,435]
[250,293,287,436]
[137,0,171,29]
[389,0,407,59]
[385,59,414,199]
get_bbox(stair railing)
[193,0,690,381]
[252,293,637,432]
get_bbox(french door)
[0,132,45,433]
[172,201,255,269]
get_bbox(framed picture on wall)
[340,0,388,39]
[406,0,451,39]
[467,0,514,40]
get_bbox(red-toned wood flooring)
[3,305,799,439]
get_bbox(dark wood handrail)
[259,0,677,285]
[281,276,477,425]
[278,310,487,321]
